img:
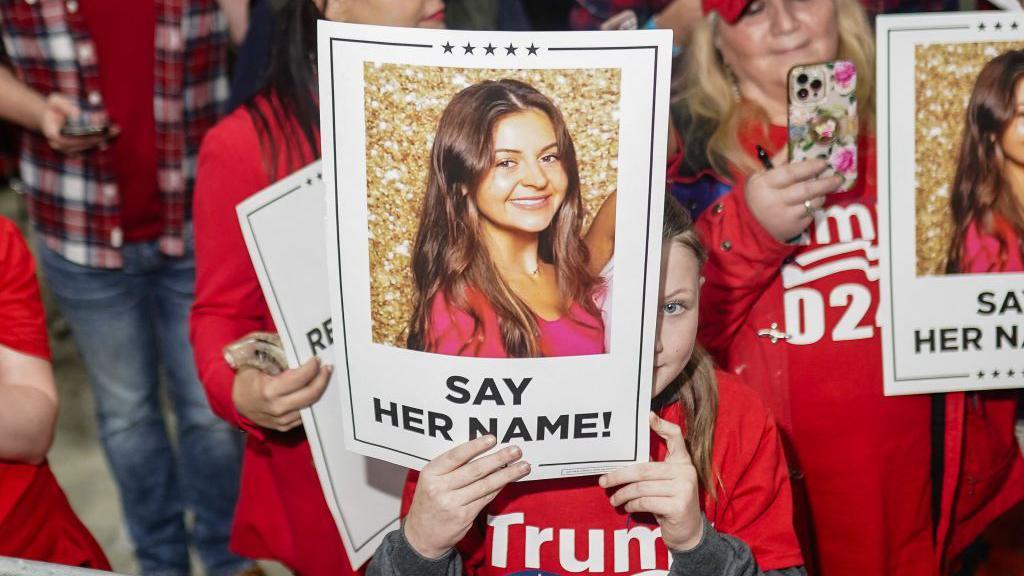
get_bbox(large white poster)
[878,12,1024,394]
[317,22,672,479]
[236,163,405,569]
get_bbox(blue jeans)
[39,233,248,576]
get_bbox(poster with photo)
[878,12,1024,394]
[236,163,406,569]
[317,22,672,479]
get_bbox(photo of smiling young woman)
[912,41,1024,275]
[947,49,1024,275]
[406,79,607,358]
[363,66,620,349]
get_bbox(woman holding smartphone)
[406,79,604,358]
[370,198,806,575]
[669,0,1024,573]
[947,49,1024,275]
[189,1,444,574]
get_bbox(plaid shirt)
[0,0,228,268]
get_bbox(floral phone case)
[788,60,858,192]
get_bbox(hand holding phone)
[39,93,117,154]
[787,60,858,192]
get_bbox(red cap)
[701,0,752,23]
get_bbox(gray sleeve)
[669,516,806,576]
[365,526,464,576]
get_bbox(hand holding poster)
[317,22,672,478]
[878,12,1024,394]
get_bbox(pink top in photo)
[426,288,605,357]
[961,217,1024,273]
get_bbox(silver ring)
[803,199,815,218]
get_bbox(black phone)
[60,121,110,137]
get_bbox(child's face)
[653,241,702,398]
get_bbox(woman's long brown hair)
[947,50,1024,273]
[659,197,719,498]
[406,79,599,357]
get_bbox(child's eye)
[540,153,560,163]
[662,302,686,316]
[496,158,516,169]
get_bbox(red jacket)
[190,99,361,576]
[686,125,1024,574]
[401,370,803,575]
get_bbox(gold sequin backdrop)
[364,64,621,346]
[915,41,1024,276]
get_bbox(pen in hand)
[755,144,773,170]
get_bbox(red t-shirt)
[81,0,161,242]
[0,216,110,570]
[0,216,49,359]
[401,371,804,575]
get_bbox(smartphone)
[787,60,858,192]
[60,119,110,137]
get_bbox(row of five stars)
[441,42,540,56]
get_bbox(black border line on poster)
[243,176,399,554]
[328,36,658,470]
[884,23,974,384]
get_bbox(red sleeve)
[189,112,274,437]
[399,469,418,517]
[695,185,793,363]
[711,373,803,570]
[0,217,49,360]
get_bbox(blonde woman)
[669,0,1024,573]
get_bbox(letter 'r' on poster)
[316,22,672,479]
[877,12,1024,395]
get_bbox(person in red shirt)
[668,0,1024,573]
[190,1,444,574]
[366,198,805,575]
[0,215,109,570]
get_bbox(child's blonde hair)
[661,197,719,497]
